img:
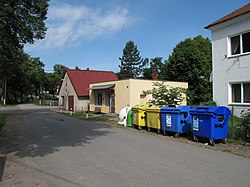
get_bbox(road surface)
[0,105,249,186]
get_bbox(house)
[58,69,118,112]
[89,79,188,114]
[205,3,250,115]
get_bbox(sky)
[24,0,250,72]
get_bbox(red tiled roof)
[205,3,250,29]
[66,69,118,96]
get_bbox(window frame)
[229,82,250,105]
[105,92,111,106]
[95,92,103,106]
[228,31,250,57]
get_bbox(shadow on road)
[0,109,113,158]
[0,156,6,181]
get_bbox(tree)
[142,57,164,80]
[118,40,148,79]
[6,54,46,103]
[44,64,68,97]
[75,66,81,70]
[165,35,212,105]
[53,64,68,78]
[145,82,186,106]
[0,0,49,104]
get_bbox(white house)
[205,3,250,116]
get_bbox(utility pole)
[3,76,7,105]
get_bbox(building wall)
[89,79,188,114]
[89,80,130,114]
[211,17,250,115]
[58,73,89,111]
[128,79,188,109]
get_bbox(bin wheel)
[163,130,166,136]
[138,126,142,130]
[157,129,160,135]
[193,136,198,142]
[174,133,180,138]
[147,127,150,132]
[132,124,134,128]
[222,138,227,144]
[209,139,215,146]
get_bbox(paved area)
[0,105,249,186]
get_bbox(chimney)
[152,69,158,80]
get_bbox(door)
[68,95,74,111]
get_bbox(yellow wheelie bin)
[146,105,161,134]
[132,104,148,130]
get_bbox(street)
[0,105,249,187]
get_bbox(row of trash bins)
[118,105,232,146]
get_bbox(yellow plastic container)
[146,105,161,133]
[132,104,148,129]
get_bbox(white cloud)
[26,4,133,51]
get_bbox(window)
[243,83,250,103]
[231,83,250,104]
[105,92,111,106]
[95,93,102,105]
[231,35,240,55]
[230,31,250,56]
[232,84,241,103]
[243,32,250,53]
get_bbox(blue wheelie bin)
[160,105,191,137]
[190,106,232,145]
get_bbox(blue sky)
[25,0,250,72]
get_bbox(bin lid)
[146,105,161,112]
[190,106,232,115]
[132,104,148,110]
[160,105,191,112]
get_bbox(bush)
[199,100,217,106]
[145,82,187,106]
[234,111,250,143]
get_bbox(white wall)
[58,73,78,110]
[211,17,250,115]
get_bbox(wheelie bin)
[132,104,148,129]
[160,105,191,137]
[190,106,232,145]
[127,109,132,127]
[146,105,161,134]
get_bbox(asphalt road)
[0,105,249,187]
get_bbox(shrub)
[144,82,187,106]
[234,110,250,143]
[199,100,217,106]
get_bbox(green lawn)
[62,112,119,124]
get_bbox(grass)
[61,111,119,124]
[0,114,7,130]
[0,103,17,107]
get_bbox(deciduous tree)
[166,35,212,105]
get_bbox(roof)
[66,69,118,96]
[205,3,250,29]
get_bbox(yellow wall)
[89,79,188,114]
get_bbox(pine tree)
[118,40,148,79]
